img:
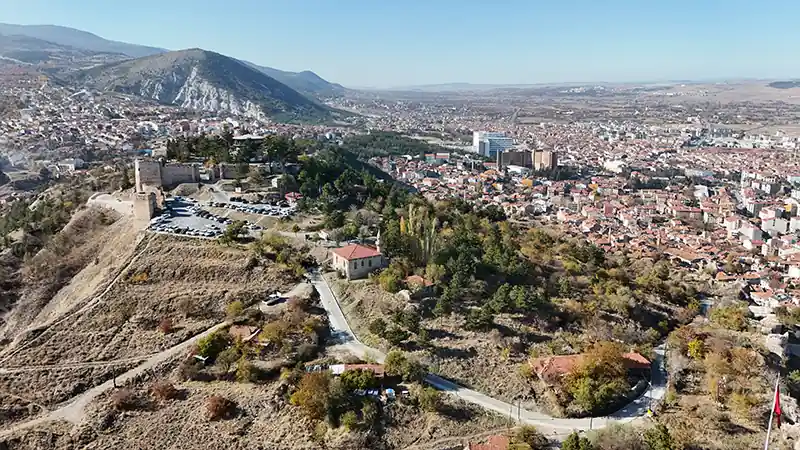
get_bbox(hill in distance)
[68,48,339,123]
[0,23,164,58]
[0,23,346,97]
[768,80,800,89]
[0,33,127,66]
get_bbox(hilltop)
[67,49,338,122]
[0,23,164,58]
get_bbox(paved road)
[309,270,667,435]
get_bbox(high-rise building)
[473,131,514,158]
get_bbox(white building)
[473,131,514,158]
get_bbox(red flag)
[774,385,782,428]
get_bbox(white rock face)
[133,65,266,120]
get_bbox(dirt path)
[0,235,153,364]
[0,321,229,439]
[0,355,155,374]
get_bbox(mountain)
[0,23,164,58]
[768,80,800,89]
[242,62,346,97]
[0,33,127,66]
[68,49,336,122]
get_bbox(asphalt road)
[309,270,667,435]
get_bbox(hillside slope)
[0,33,126,66]
[68,49,335,122]
[0,23,164,58]
[243,61,347,97]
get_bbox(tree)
[290,372,331,421]
[384,326,410,346]
[513,426,549,450]
[425,263,446,285]
[687,338,704,360]
[235,357,257,382]
[340,369,378,391]
[562,432,594,450]
[564,342,629,414]
[220,220,247,245]
[249,166,265,186]
[416,387,441,412]
[643,424,677,450]
[215,347,240,374]
[465,307,494,331]
[196,331,231,359]
[384,350,425,382]
[39,167,51,180]
[226,300,244,319]
[368,318,387,336]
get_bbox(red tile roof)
[332,244,382,260]
[468,435,510,450]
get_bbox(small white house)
[331,244,383,280]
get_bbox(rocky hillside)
[68,49,336,122]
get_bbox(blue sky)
[2,0,799,87]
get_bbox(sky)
[2,0,800,88]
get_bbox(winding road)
[310,270,666,435]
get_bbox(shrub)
[129,271,148,284]
[513,426,549,450]
[416,387,441,412]
[235,358,258,382]
[384,326,410,346]
[206,395,236,420]
[158,318,173,334]
[290,372,332,421]
[297,343,319,362]
[196,331,231,359]
[226,300,244,319]
[562,431,594,450]
[110,389,137,411]
[384,350,424,382]
[590,423,645,450]
[368,318,388,336]
[687,338,704,360]
[260,321,289,346]
[150,381,179,402]
[643,424,677,450]
[179,359,203,381]
[709,303,748,331]
[341,410,358,431]
[340,369,379,391]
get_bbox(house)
[405,275,435,297]
[530,352,650,385]
[329,363,386,378]
[331,244,383,280]
[465,435,510,450]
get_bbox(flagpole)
[764,376,780,450]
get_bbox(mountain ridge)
[0,23,345,96]
[68,48,336,122]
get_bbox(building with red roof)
[331,243,384,280]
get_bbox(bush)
[416,387,441,412]
[384,326,410,346]
[150,381,179,402]
[206,395,236,420]
[590,423,645,450]
[179,359,203,381]
[158,318,173,334]
[110,388,137,411]
[290,372,332,421]
[129,271,148,283]
[368,318,387,336]
[687,338,704,360]
[215,347,241,375]
[260,321,289,346]
[341,410,358,431]
[340,369,379,391]
[384,350,425,382]
[226,300,244,319]
[709,303,748,331]
[562,431,594,450]
[196,331,231,359]
[297,343,319,362]
[235,358,258,382]
[643,424,677,450]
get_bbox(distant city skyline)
[3,0,800,88]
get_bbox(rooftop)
[332,244,382,260]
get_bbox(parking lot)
[147,195,292,240]
[148,197,233,239]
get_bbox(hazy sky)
[2,0,799,87]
